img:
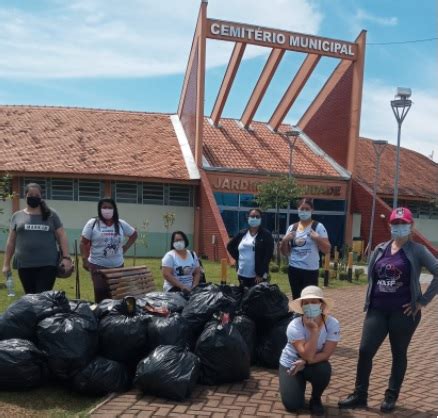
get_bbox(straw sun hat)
[289,285,335,315]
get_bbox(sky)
[0,0,437,161]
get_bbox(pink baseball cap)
[389,207,413,224]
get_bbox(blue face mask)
[390,224,411,239]
[302,303,322,318]
[298,210,312,221]
[248,217,261,227]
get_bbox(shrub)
[339,272,349,281]
[280,265,289,274]
[270,263,280,273]
[354,268,365,280]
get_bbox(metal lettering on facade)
[208,19,357,60]
[211,176,343,197]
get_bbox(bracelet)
[62,256,72,261]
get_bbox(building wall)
[415,219,438,248]
[351,180,438,257]
[0,199,194,257]
[299,65,354,169]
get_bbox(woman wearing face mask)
[279,286,340,415]
[161,231,201,293]
[2,182,72,294]
[80,197,137,303]
[281,198,331,299]
[339,207,438,413]
[227,208,274,288]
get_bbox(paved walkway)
[91,285,438,417]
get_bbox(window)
[51,178,74,200]
[142,183,164,205]
[168,185,192,206]
[78,180,102,202]
[214,192,239,207]
[114,182,138,204]
[240,194,256,207]
[21,177,48,198]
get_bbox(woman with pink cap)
[279,285,340,415]
[339,207,438,413]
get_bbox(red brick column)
[198,170,232,263]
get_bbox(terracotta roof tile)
[0,106,190,181]
[203,118,342,178]
[355,137,438,199]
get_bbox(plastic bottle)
[6,271,15,297]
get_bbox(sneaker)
[338,392,368,409]
[309,398,325,416]
[380,391,397,413]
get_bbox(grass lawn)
[0,253,367,417]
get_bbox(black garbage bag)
[0,339,47,390]
[135,345,200,401]
[0,291,70,341]
[72,356,130,395]
[241,283,289,323]
[139,292,188,313]
[256,314,292,368]
[232,314,256,363]
[98,301,150,367]
[182,284,237,337]
[36,301,98,380]
[219,284,246,309]
[195,320,250,385]
[147,313,189,351]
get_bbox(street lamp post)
[284,129,300,178]
[391,87,412,209]
[367,139,388,262]
[283,129,300,230]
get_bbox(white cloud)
[0,0,322,78]
[355,9,398,27]
[361,79,438,162]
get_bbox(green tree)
[256,175,300,264]
[163,211,176,250]
[0,174,12,215]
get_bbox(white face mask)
[173,240,186,251]
[101,208,114,220]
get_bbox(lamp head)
[395,87,412,99]
[283,130,301,138]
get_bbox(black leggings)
[355,308,421,398]
[279,362,332,411]
[18,266,57,294]
[288,266,319,300]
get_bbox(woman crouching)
[279,286,340,415]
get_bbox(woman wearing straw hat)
[279,285,340,415]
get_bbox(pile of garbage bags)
[0,282,292,400]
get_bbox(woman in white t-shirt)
[280,198,331,300]
[161,230,201,293]
[279,286,340,415]
[80,198,137,302]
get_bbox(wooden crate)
[99,265,155,299]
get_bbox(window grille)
[51,178,74,200]
[114,182,138,204]
[78,180,102,202]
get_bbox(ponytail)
[40,199,51,221]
